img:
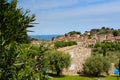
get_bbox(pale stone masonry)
[58,45,115,75]
[58,45,91,75]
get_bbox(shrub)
[54,41,77,48]
[113,30,120,36]
[83,56,110,76]
[68,31,81,36]
[46,50,71,76]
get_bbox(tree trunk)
[57,69,61,76]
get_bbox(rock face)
[58,45,91,75]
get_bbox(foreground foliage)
[0,0,48,79]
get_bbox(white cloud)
[18,0,79,10]
[18,0,120,35]
[39,0,120,20]
[18,0,111,10]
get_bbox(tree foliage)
[93,42,120,56]
[12,44,48,80]
[90,27,116,35]
[83,56,110,77]
[0,0,35,44]
[113,30,120,36]
[46,50,71,76]
[54,41,77,48]
[0,0,50,80]
[68,31,81,36]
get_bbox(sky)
[17,0,120,35]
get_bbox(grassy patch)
[49,74,119,80]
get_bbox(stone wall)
[58,45,91,75]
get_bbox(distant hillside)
[54,27,120,37]
[31,27,120,48]
[52,27,120,48]
[89,27,120,36]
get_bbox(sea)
[29,35,60,41]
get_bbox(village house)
[85,39,96,47]
[103,34,115,42]
[97,34,107,42]
[58,45,91,75]
[115,36,120,42]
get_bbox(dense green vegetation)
[113,30,120,36]
[93,42,120,56]
[46,50,71,76]
[0,0,39,79]
[92,42,120,76]
[90,27,120,36]
[54,41,77,48]
[0,0,35,44]
[68,31,81,36]
[83,56,110,76]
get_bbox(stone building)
[58,45,91,75]
[115,36,120,42]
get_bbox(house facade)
[58,45,91,75]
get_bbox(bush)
[46,50,71,76]
[93,42,120,56]
[113,30,120,36]
[83,56,110,76]
[68,31,81,35]
[54,41,77,48]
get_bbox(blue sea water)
[29,35,60,41]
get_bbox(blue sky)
[17,0,120,35]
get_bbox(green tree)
[101,27,106,29]
[46,50,71,76]
[93,42,120,56]
[83,56,110,76]
[0,0,49,80]
[54,41,77,48]
[113,30,120,36]
[10,44,49,80]
[29,44,49,80]
[68,31,81,36]
[0,0,35,45]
